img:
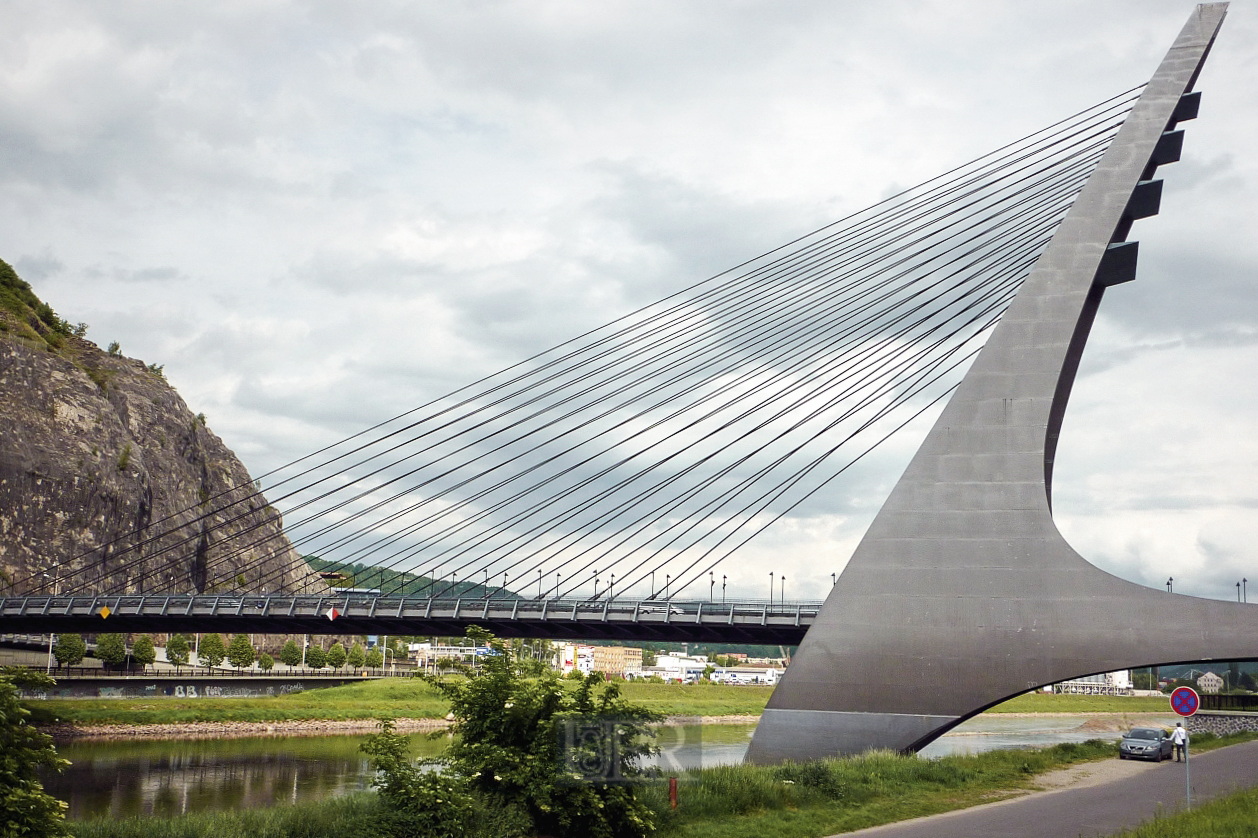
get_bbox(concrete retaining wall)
[18,676,365,700]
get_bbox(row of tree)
[50,633,388,672]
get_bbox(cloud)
[0,1,1254,601]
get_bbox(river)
[45,714,1176,820]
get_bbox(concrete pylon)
[747,4,1247,764]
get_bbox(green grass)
[1112,783,1258,837]
[40,678,451,725]
[986,692,1173,714]
[71,793,382,838]
[37,678,1178,727]
[39,678,775,726]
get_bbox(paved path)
[838,740,1258,838]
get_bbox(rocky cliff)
[0,259,319,597]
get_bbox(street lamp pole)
[665,574,670,600]
[709,571,714,602]
[770,572,774,608]
[722,575,726,604]
[781,575,785,604]
[1167,577,1173,594]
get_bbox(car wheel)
[1156,750,1163,763]
[1119,753,1127,760]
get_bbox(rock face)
[0,260,318,597]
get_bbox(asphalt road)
[838,740,1258,838]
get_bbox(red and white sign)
[325,606,340,621]
[1170,686,1200,717]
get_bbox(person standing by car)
[1171,722,1189,762]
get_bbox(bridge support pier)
[747,4,1252,764]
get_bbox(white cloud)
[1,0,1254,602]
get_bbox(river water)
[45,714,1176,821]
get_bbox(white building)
[1197,671,1224,694]
[1053,670,1133,696]
[711,666,782,686]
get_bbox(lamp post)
[722,575,726,604]
[709,571,715,602]
[555,572,561,599]
[41,572,58,674]
[665,574,670,600]
[831,572,836,587]
[781,575,785,604]
[1167,577,1173,593]
[770,572,774,608]
[537,570,543,599]
[592,569,599,598]
[609,573,615,600]
[650,570,655,599]
[1238,582,1242,603]
[1245,578,1248,603]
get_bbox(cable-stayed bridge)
[2,2,1252,762]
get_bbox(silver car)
[1118,727,1173,761]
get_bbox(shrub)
[199,633,226,668]
[258,652,275,672]
[0,668,70,837]
[96,633,128,667]
[53,633,86,667]
[107,341,120,356]
[131,635,157,670]
[279,639,302,667]
[361,720,476,838]
[116,443,132,472]
[166,634,189,670]
[327,642,347,669]
[227,634,256,670]
[305,645,327,669]
[365,648,384,668]
[429,627,662,838]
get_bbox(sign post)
[1170,686,1199,810]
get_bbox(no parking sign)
[1171,686,1200,717]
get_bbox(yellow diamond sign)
[99,605,111,619]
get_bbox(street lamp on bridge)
[770,572,774,608]
[1167,577,1173,593]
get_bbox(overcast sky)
[2,1,1255,602]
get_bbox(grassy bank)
[69,739,1115,838]
[36,677,1174,727]
[37,679,774,726]
[67,732,1258,838]
[1114,783,1258,837]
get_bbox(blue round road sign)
[1171,686,1200,717]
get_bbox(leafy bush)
[166,634,190,670]
[53,633,86,667]
[361,720,476,838]
[131,635,157,670]
[227,634,256,670]
[199,633,226,668]
[0,667,71,837]
[96,633,128,667]
[258,652,275,672]
[428,626,663,838]
[305,645,327,669]
[279,639,302,667]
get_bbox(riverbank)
[45,712,764,741]
[30,676,1174,729]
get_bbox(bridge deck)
[0,595,819,645]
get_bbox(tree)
[305,645,327,669]
[327,642,347,670]
[258,652,275,672]
[166,634,190,670]
[131,635,157,671]
[0,668,71,837]
[361,720,476,838]
[279,639,302,667]
[96,633,128,668]
[199,633,227,668]
[365,648,384,668]
[426,627,662,838]
[227,634,257,670]
[348,642,366,669]
[641,649,657,667]
[52,634,86,668]
[1240,671,1257,692]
